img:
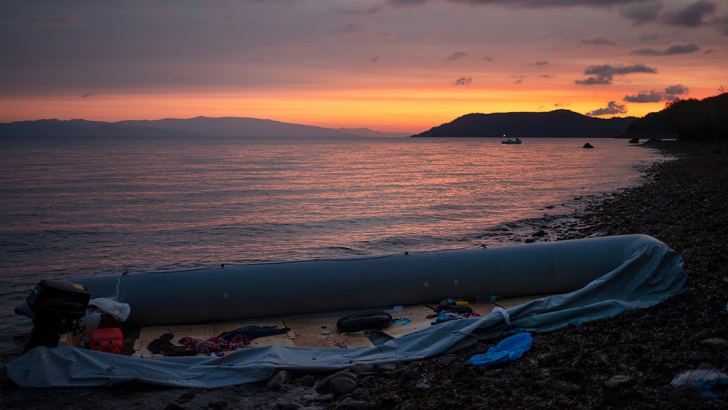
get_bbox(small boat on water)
[502,138,522,144]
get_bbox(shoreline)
[2,141,727,409]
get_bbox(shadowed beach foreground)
[2,141,727,409]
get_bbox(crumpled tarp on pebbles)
[6,236,687,388]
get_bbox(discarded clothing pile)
[179,336,248,354]
[146,325,291,356]
[146,333,197,357]
[429,305,481,325]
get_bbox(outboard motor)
[20,279,90,354]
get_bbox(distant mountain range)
[0,116,410,138]
[0,111,640,139]
[410,110,637,138]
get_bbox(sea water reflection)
[0,136,666,331]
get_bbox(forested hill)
[410,110,636,138]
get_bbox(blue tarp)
[467,332,533,367]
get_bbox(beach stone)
[350,388,370,400]
[604,375,632,390]
[297,375,316,387]
[384,369,405,379]
[267,370,295,391]
[524,238,536,243]
[348,363,374,375]
[712,328,728,338]
[438,354,458,365]
[532,230,546,237]
[177,391,196,403]
[164,402,185,410]
[376,363,397,372]
[583,143,594,149]
[400,370,420,381]
[689,330,711,342]
[342,400,374,410]
[208,401,228,410]
[669,384,704,403]
[416,382,431,391]
[329,377,358,395]
[316,370,357,393]
[699,338,727,348]
[315,393,335,403]
[282,403,302,410]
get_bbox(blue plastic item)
[696,377,728,399]
[467,332,533,367]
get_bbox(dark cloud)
[444,0,653,8]
[664,84,689,95]
[704,48,716,54]
[535,60,548,67]
[630,42,700,56]
[623,90,667,102]
[586,101,627,116]
[369,55,380,62]
[331,3,387,14]
[555,102,569,107]
[451,77,472,86]
[662,0,716,27]
[579,36,619,46]
[623,84,689,102]
[351,0,671,13]
[387,0,429,6]
[718,16,728,35]
[514,79,523,84]
[618,1,663,25]
[328,22,366,35]
[539,74,554,78]
[640,33,659,42]
[20,14,79,26]
[445,51,469,61]
[325,22,394,38]
[82,92,92,98]
[511,74,525,84]
[575,63,657,85]
[334,0,427,13]
[482,55,494,62]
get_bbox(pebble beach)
[2,140,727,410]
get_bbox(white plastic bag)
[88,298,131,322]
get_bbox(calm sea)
[0,136,665,332]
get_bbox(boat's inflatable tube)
[25,234,661,327]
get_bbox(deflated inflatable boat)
[6,234,688,388]
[66,234,673,326]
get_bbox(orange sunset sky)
[1,0,726,133]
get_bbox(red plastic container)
[90,328,124,354]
